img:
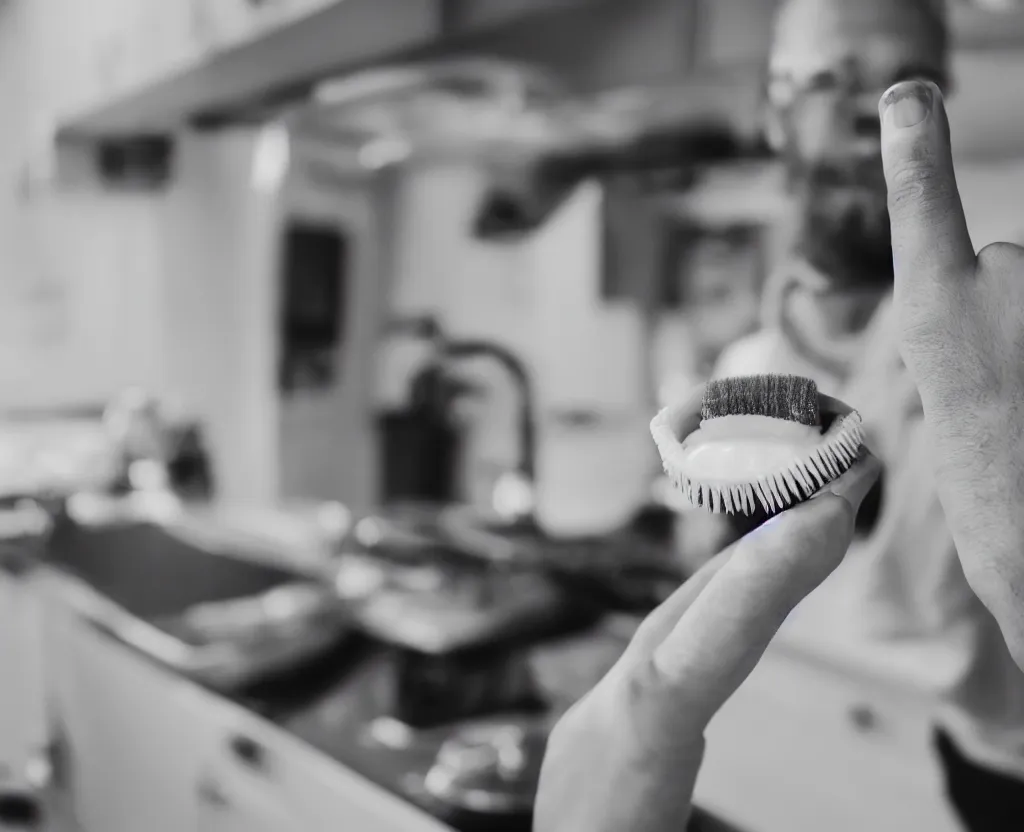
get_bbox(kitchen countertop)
[254,546,970,832]
[32,557,528,832]
[17,494,964,686]
[23,507,747,832]
[37,561,735,832]
[29,495,976,832]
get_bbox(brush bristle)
[702,374,820,427]
[684,423,863,514]
[654,411,866,516]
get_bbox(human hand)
[534,390,881,832]
[879,79,1024,668]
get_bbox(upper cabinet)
[24,0,342,126]
[190,0,339,54]
[23,0,194,122]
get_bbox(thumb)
[879,80,976,289]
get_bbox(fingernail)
[881,81,933,129]
[821,453,882,512]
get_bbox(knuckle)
[624,662,652,708]
[895,292,957,352]
[819,493,856,537]
[818,488,856,522]
[626,654,679,708]
[961,558,1013,614]
[887,159,953,223]
[791,497,855,570]
[790,494,853,538]
[978,241,1024,270]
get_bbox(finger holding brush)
[535,378,880,832]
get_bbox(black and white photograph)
[3,1,1024,831]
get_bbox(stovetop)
[31,499,738,832]
[228,619,742,832]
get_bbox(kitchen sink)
[41,510,351,689]
[47,518,309,621]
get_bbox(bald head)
[770,0,949,92]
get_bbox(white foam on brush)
[650,407,865,515]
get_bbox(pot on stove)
[422,718,548,815]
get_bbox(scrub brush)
[650,374,865,516]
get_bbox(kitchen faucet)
[439,338,535,487]
[384,317,536,491]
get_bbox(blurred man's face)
[767,0,948,288]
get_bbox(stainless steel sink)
[48,519,306,619]
[40,509,351,690]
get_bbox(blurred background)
[2,1,1024,831]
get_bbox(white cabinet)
[196,781,299,832]
[195,755,304,831]
[194,0,338,53]
[275,742,454,832]
[40,596,218,832]
[38,581,452,832]
[195,709,453,832]
[695,646,963,832]
[23,0,200,120]
[25,0,340,124]
[0,569,48,791]
[194,710,313,832]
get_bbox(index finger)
[879,80,976,287]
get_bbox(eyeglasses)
[768,57,948,112]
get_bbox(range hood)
[62,0,764,150]
[273,56,767,241]
[59,0,610,139]
[59,0,1024,143]
[283,57,766,170]
[284,58,573,163]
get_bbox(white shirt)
[714,270,1024,778]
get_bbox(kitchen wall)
[0,0,168,411]
[0,0,279,495]
[386,164,658,531]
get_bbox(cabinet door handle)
[849,704,879,734]
[196,776,231,809]
[229,734,269,773]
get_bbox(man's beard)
[790,160,895,290]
